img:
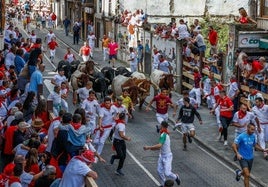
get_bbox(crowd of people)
[1,2,268,187]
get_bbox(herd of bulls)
[57,60,177,108]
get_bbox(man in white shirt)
[59,150,98,187]
[73,81,93,105]
[81,90,100,132]
[87,32,96,58]
[51,69,68,87]
[252,97,268,160]
[152,48,160,70]
[227,75,240,112]
[93,97,116,155]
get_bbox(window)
[261,0,268,17]
[99,0,102,13]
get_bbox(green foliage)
[199,18,229,57]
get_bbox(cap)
[80,150,95,164]
[18,121,31,129]
[31,118,44,128]
[14,111,23,120]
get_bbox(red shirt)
[48,41,58,50]
[194,72,201,88]
[153,94,172,114]
[208,30,218,45]
[36,111,51,130]
[108,42,118,55]
[251,60,263,74]
[218,96,233,118]
[239,16,248,24]
[81,46,91,56]
[4,126,18,155]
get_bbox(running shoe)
[183,144,187,151]
[175,174,181,185]
[224,140,228,146]
[187,133,192,143]
[110,155,115,165]
[115,169,125,176]
[235,169,241,181]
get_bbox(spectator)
[190,30,206,69]
[73,23,81,45]
[178,19,189,39]
[22,91,37,123]
[35,165,56,187]
[108,39,119,68]
[128,47,138,72]
[13,121,31,148]
[207,26,218,55]
[62,16,71,36]
[137,40,144,72]
[14,48,26,74]
[234,7,257,24]
[28,63,45,95]
[59,150,98,187]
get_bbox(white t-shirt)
[252,104,268,124]
[232,111,256,133]
[129,52,137,65]
[178,24,189,39]
[81,99,100,121]
[5,52,15,69]
[113,123,125,140]
[177,97,197,107]
[29,34,37,43]
[10,182,22,187]
[65,53,75,63]
[87,35,96,47]
[47,92,61,105]
[111,104,128,116]
[46,32,56,44]
[77,87,91,102]
[99,107,115,127]
[53,75,67,86]
[59,157,91,187]
[228,82,238,98]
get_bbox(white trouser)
[189,88,201,107]
[89,44,94,57]
[257,125,268,154]
[61,99,68,112]
[157,153,177,186]
[50,49,56,58]
[204,91,213,109]
[214,104,221,126]
[86,117,97,134]
[130,63,138,72]
[156,113,168,127]
[82,55,90,62]
[103,47,108,60]
[93,128,112,155]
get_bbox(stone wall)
[119,0,249,23]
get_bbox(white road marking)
[126,149,161,186]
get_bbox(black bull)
[57,60,80,81]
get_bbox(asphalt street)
[19,24,261,187]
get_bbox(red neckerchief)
[258,103,264,109]
[100,103,111,110]
[74,155,89,164]
[71,122,81,130]
[230,79,236,83]
[115,119,125,125]
[158,93,167,99]
[243,60,248,65]
[250,90,258,96]
[113,102,121,108]
[160,128,169,135]
[238,110,247,119]
[52,116,61,122]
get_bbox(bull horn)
[62,65,66,68]
[105,78,110,82]
[122,86,130,90]
[151,81,159,90]
[103,69,108,73]
[89,75,95,79]
[139,87,147,92]
[173,74,179,77]
[137,81,144,87]
[95,78,99,83]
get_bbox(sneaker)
[94,157,98,164]
[187,133,192,143]
[110,155,115,165]
[175,174,181,185]
[115,169,124,176]
[224,141,228,146]
[183,144,187,151]
[156,125,160,133]
[235,169,241,181]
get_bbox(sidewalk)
[52,27,268,187]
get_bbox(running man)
[108,39,119,68]
[47,37,58,63]
[232,123,268,187]
[146,88,176,133]
[144,121,181,186]
[174,97,202,150]
[79,41,91,62]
